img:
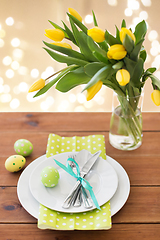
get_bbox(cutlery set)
[62,150,101,209]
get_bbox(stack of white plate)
[17,152,130,217]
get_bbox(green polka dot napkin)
[38,134,112,230]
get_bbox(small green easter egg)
[14,139,33,157]
[41,166,60,188]
[5,155,26,172]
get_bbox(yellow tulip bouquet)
[29,8,160,150]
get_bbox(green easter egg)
[5,155,26,172]
[41,166,59,188]
[14,139,33,157]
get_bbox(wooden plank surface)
[0,186,160,224]
[0,112,160,132]
[0,112,160,239]
[0,224,160,240]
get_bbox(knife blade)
[62,150,101,209]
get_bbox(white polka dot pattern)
[38,134,111,230]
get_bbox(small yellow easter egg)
[5,155,26,172]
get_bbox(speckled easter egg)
[5,155,26,172]
[41,166,59,188]
[14,139,33,157]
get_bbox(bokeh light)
[11,61,20,70]
[18,66,28,75]
[108,0,117,6]
[5,69,14,78]
[0,29,6,38]
[84,15,93,24]
[0,39,5,47]
[6,17,14,26]
[0,94,12,103]
[31,68,39,78]
[148,30,158,41]
[18,82,28,92]
[10,98,20,109]
[124,8,133,17]
[141,0,152,7]
[128,0,140,10]
[13,48,23,60]
[3,56,12,66]
[11,38,21,47]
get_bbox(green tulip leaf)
[69,19,97,62]
[62,21,77,45]
[149,74,160,89]
[105,30,120,46]
[43,47,88,66]
[146,67,156,74]
[130,58,144,88]
[134,20,147,44]
[121,19,126,28]
[140,48,147,62]
[82,65,114,91]
[124,57,137,77]
[92,51,109,64]
[56,67,90,92]
[112,61,124,69]
[43,41,87,61]
[92,10,98,26]
[84,62,106,77]
[87,36,109,63]
[48,20,68,38]
[33,66,77,97]
[115,25,121,43]
[130,39,144,61]
[142,67,156,83]
[67,13,88,34]
[123,34,134,54]
[98,41,109,52]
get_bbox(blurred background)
[0,0,160,112]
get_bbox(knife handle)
[62,180,81,208]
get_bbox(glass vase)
[109,92,143,151]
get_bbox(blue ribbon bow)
[54,158,101,210]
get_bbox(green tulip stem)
[45,66,77,81]
[117,93,142,145]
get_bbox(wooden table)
[0,112,160,239]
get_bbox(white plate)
[29,152,118,213]
[17,154,130,218]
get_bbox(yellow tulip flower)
[28,79,45,93]
[86,80,103,101]
[51,42,72,49]
[87,27,105,43]
[68,8,82,22]
[116,69,130,86]
[107,44,127,60]
[151,89,160,106]
[45,29,65,41]
[120,27,136,43]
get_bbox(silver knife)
[62,150,101,209]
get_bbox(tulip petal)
[113,51,127,60]
[29,79,45,93]
[116,69,130,86]
[68,8,82,22]
[151,90,160,106]
[87,27,105,43]
[45,29,65,41]
[86,80,103,101]
[120,27,136,43]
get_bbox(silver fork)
[68,155,93,209]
